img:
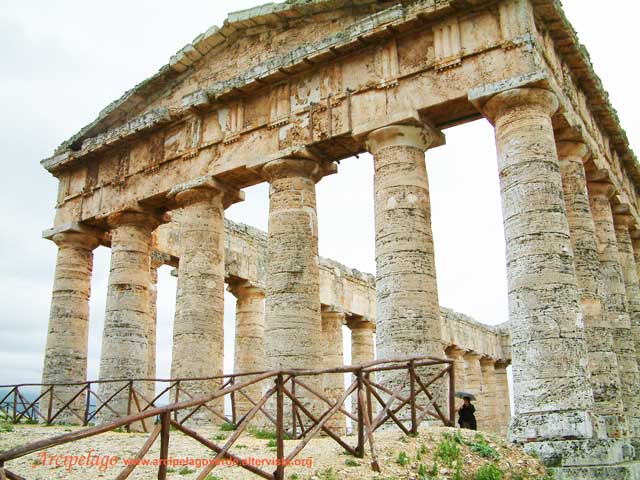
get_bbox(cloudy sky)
[0,1,638,389]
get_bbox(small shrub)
[248,427,291,440]
[475,463,503,480]
[345,458,360,467]
[235,444,247,449]
[318,468,338,480]
[435,436,461,466]
[288,474,300,480]
[205,475,223,480]
[220,422,237,431]
[267,439,277,448]
[417,463,430,480]
[212,433,226,441]
[167,467,176,473]
[0,422,14,433]
[396,451,410,466]
[178,466,194,475]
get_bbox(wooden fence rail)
[0,357,454,480]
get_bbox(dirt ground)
[0,422,550,479]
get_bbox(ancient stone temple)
[39,0,640,476]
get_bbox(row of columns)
[447,348,511,435]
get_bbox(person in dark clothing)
[457,396,477,430]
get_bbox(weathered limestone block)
[321,306,346,434]
[558,141,625,435]
[168,184,231,424]
[98,210,160,425]
[262,157,329,419]
[41,230,99,424]
[227,280,265,422]
[366,124,444,398]
[147,252,168,382]
[481,87,594,442]
[590,182,640,436]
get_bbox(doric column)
[481,87,594,442]
[262,157,331,416]
[480,358,497,433]
[493,361,511,436]
[350,318,375,367]
[227,280,265,421]
[168,179,242,424]
[99,210,160,424]
[41,228,100,424]
[147,252,167,382]
[557,141,624,433]
[614,214,640,371]
[590,182,640,435]
[321,306,346,433]
[446,347,467,394]
[365,124,444,394]
[349,317,376,416]
[463,352,483,426]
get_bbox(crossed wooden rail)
[0,357,454,480]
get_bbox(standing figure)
[458,396,477,430]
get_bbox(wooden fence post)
[409,360,417,435]
[275,374,285,480]
[356,370,365,458]
[158,411,170,480]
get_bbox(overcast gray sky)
[0,1,638,387]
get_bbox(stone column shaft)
[493,361,511,436]
[349,319,376,417]
[590,183,640,434]
[170,187,227,424]
[483,87,594,442]
[366,124,444,396]
[228,281,265,421]
[480,358,497,432]
[263,158,327,418]
[614,215,640,372]
[558,142,624,434]
[321,307,346,433]
[41,230,99,424]
[99,211,159,424]
[463,353,483,426]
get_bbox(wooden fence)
[0,357,454,480]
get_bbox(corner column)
[557,141,624,434]
[321,306,346,433]
[480,87,594,442]
[590,183,640,435]
[365,124,444,392]
[41,229,100,424]
[168,180,242,424]
[99,210,161,423]
[228,280,266,421]
[262,157,331,415]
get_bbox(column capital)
[261,157,336,184]
[613,214,635,230]
[107,209,164,231]
[463,351,482,362]
[43,221,104,248]
[446,346,467,359]
[168,175,244,209]
[480,356,497,368]
[227,279,265,300]
[481,87,558,123]
[556,141,591,161]
[150,251,171,270]
[365,124,444,155]
[587,181,616,200]
[346,316,376,332]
